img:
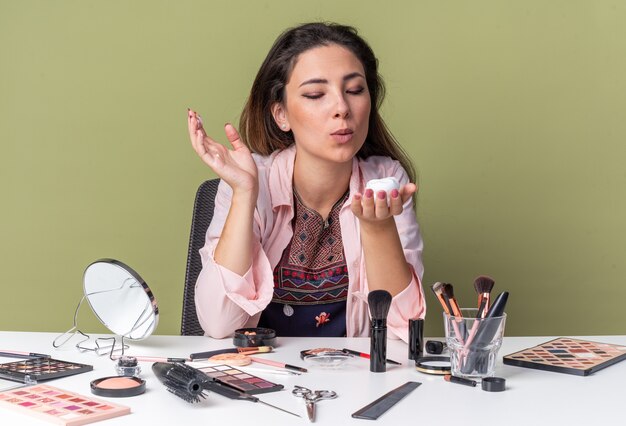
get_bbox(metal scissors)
[292,385,338,422]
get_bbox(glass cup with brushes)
[443,293,508,379]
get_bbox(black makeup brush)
[441,283,462,318]
[474,276,495,318]
[152,362,300,417]
[368,290,392,372]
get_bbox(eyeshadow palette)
[503,337,626,376]
[196,364,284,394]
[0,384,130,425]
[0,358,93,384]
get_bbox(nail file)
[351,381,421,420]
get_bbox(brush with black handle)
[368,290,393,373]
[152,362,300,417]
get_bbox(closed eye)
[347,87,365,95]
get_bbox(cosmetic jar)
[114,356,141,377]
[233,327,276,348]
[425,340,447,355]
[481,377,506,392]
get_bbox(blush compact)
[90,376,146,398]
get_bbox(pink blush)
[96,377,141,390]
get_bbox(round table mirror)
[83,259,159,340]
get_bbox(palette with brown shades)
[196,364,284,394]
[0,384,130,425]
[0,358,93,383]
[503,337,626,376]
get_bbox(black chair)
[181,178,220,335]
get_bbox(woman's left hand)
[350,183,417,223]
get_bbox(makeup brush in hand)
[474,276,495,318]
[368,290,392,372]
[152,362,300,417]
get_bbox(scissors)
[292,385,338,422]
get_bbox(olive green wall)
[1,1,625,337]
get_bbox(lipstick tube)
[444,374,477,387]
[408,319,424,360]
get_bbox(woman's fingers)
[361,189,376,218]
[374,191,390,219]
[224,123,245,151]
[194,130,215,164]
[188,109,225,162]
[388,189,403,215]
[187,109,203,140]
[350,192,363,216]
[401,183,418,203]
[353,184,412,221]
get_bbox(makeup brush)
[152,362,300,417]
[440,283,466,344]
[430,282,452,315]
[441,283,463,318]
[0,351,50,359]
[368,290,392,373]
[189,346,272,361]
[473,276,495,318]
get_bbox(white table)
[0,331,624,425]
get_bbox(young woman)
[187,22,425,341]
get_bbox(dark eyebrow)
[298,72,365,87]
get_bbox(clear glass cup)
[443,308,507,379]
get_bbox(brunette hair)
[240,22,415,182]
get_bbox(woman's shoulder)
[252,146,295,179]
[251,147,296,211]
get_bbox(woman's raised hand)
[350,183,417,223]
[187,109,258,195]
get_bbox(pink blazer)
[195,145,426,342]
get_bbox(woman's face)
[273,44,371,166]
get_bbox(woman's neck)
[293,154,352,219]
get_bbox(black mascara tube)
[370,318,387,372]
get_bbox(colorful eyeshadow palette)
[196,364,284,395]
[0,384,130,425]
[503,337,626,376]
[0,358,93,384]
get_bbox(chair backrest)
[181,178,220,335]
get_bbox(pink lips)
[331,128,354,143]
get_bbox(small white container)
[365,177,400,203]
